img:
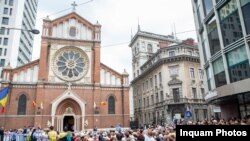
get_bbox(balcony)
[155,101,165,108]
[165,98,205,105]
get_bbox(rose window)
[52,46,89,81]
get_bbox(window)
[192,88,197,99]
[143,98,146,107]
[9,8,12,15]
[2,17,9,25]
[190,68,195,79]
[0,38,1,45]
[187,51,192,56]
[173,88,180,103]
[219,0,243,46]
[151,95,154,105]
[0,27,5,35]
[213,57,227,87]
[0,48,2,56]
[156,93,159,103]
[69,26,76,37]
[169,51,175,57]
[155,75,158,87]
[5,0,8,5]
[150,78,153,88]
[241,0,250,34]
[203,0,213,16]
[159,72,162,83]
[108,96,115,114]
[17,94,26,115]
[201,88,205,99]
[4,49,7,56]
[147,97,149,107]
[207,16,221,56]
[0,59,5,67]
[160,91,164,102]
[147,44,153,53]
[226,46,250,83]
[9,0,13,6]
[198,69,203,80]
[3,8,8,14]
[3,38,8,46]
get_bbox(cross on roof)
[71,1,78,11]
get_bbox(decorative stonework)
[168,78,182,85]
[65,107,74,114]
[52,46,89,81]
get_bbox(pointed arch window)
[17,94,27,115]
[108,96,115,114]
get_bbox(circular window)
[52,46,89,81]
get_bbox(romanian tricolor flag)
[0,87,10,113]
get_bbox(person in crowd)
[48,126,57,141]
[0,126,4,141]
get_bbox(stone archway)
[51,90,86,132]
[56,99,82,131]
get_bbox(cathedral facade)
[0,12,130,131]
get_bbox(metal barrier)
[3,134,26,141]
[3,134,49,141]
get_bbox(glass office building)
[192,0,250,119]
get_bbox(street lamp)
[0,27,40,34]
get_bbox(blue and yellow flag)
[0,87,10,113]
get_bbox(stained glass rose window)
[52,46,89,81]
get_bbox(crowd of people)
[0,124,175,141]
[0,115,249,141]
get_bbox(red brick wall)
[0,85,130,130]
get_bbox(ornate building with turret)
[130,29,207,126]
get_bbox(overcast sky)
[33,0,196,81]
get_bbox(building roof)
[129,30,181,47]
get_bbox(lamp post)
[0,27,40,34]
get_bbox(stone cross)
[71,1,78,11]
[67,82,72,90]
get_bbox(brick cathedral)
[0,12,130,131]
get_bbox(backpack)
[66,133,72,141]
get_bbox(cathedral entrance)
[63,116,74,131]
[51,91,86,132]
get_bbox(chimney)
[183,38,195,46]
[159,41,170,48]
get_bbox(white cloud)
[33,0,196,82]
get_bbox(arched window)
[108,96,115,114]
[17,94,27,115]
[147,44,153,53]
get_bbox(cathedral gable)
[42,12,100,41]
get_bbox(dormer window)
[69,26,77,37]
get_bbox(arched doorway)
[63,115,74,131]
[51,90,86,132]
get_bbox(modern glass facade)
[219,0,243,46]
[207,16,221,55]
[241,0,250,34]
[192,0,250,119]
